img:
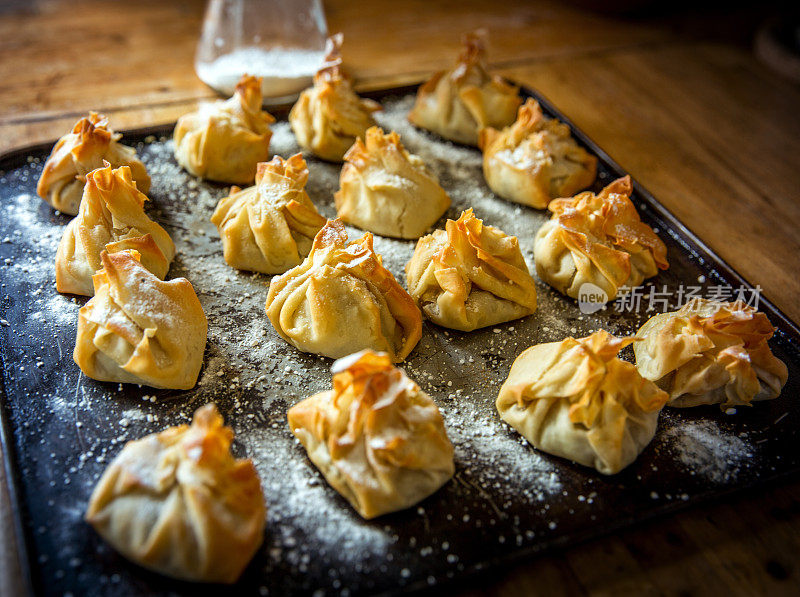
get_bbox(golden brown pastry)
[408,32,521,146]
[55,163,175,296]
[287,350,454,518]
[534,176,668,302]
[479,98,597,209]
[334,126,451,239]
[405,209,537,331]
[74,250,207,390]
[266,219,422,362]
[86,403,266,583]
[634,298,788,408]
[37,113,150,216]
[496,330,669,475]
[174,74,275,184]
[210,153,326,274]
[289,34,381,162]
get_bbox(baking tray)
[1,85,799,597]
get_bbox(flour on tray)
[662,419,753,484]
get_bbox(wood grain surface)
[1,0,799,595]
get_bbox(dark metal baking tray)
[1,85,798,597]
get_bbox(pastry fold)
[334,126,451,239]
[266,219,422,362]
[534,176,668,302]
[496,330,669,475]
[479,98,597,208]
[74,250,207,389]
[86,403,265,583]
[405,209,537,331]
[37,113,150,216]
[634,298,788,408]
[211,153,326,274]
[174,75,275,184]
[289,34,381,162]
[56,162,175,296]
[408,32,521,146]
[288,350,454,519]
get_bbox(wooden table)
[2,0,799,594]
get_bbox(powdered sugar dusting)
[661,419,753,484]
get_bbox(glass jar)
[195,0,328,101]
